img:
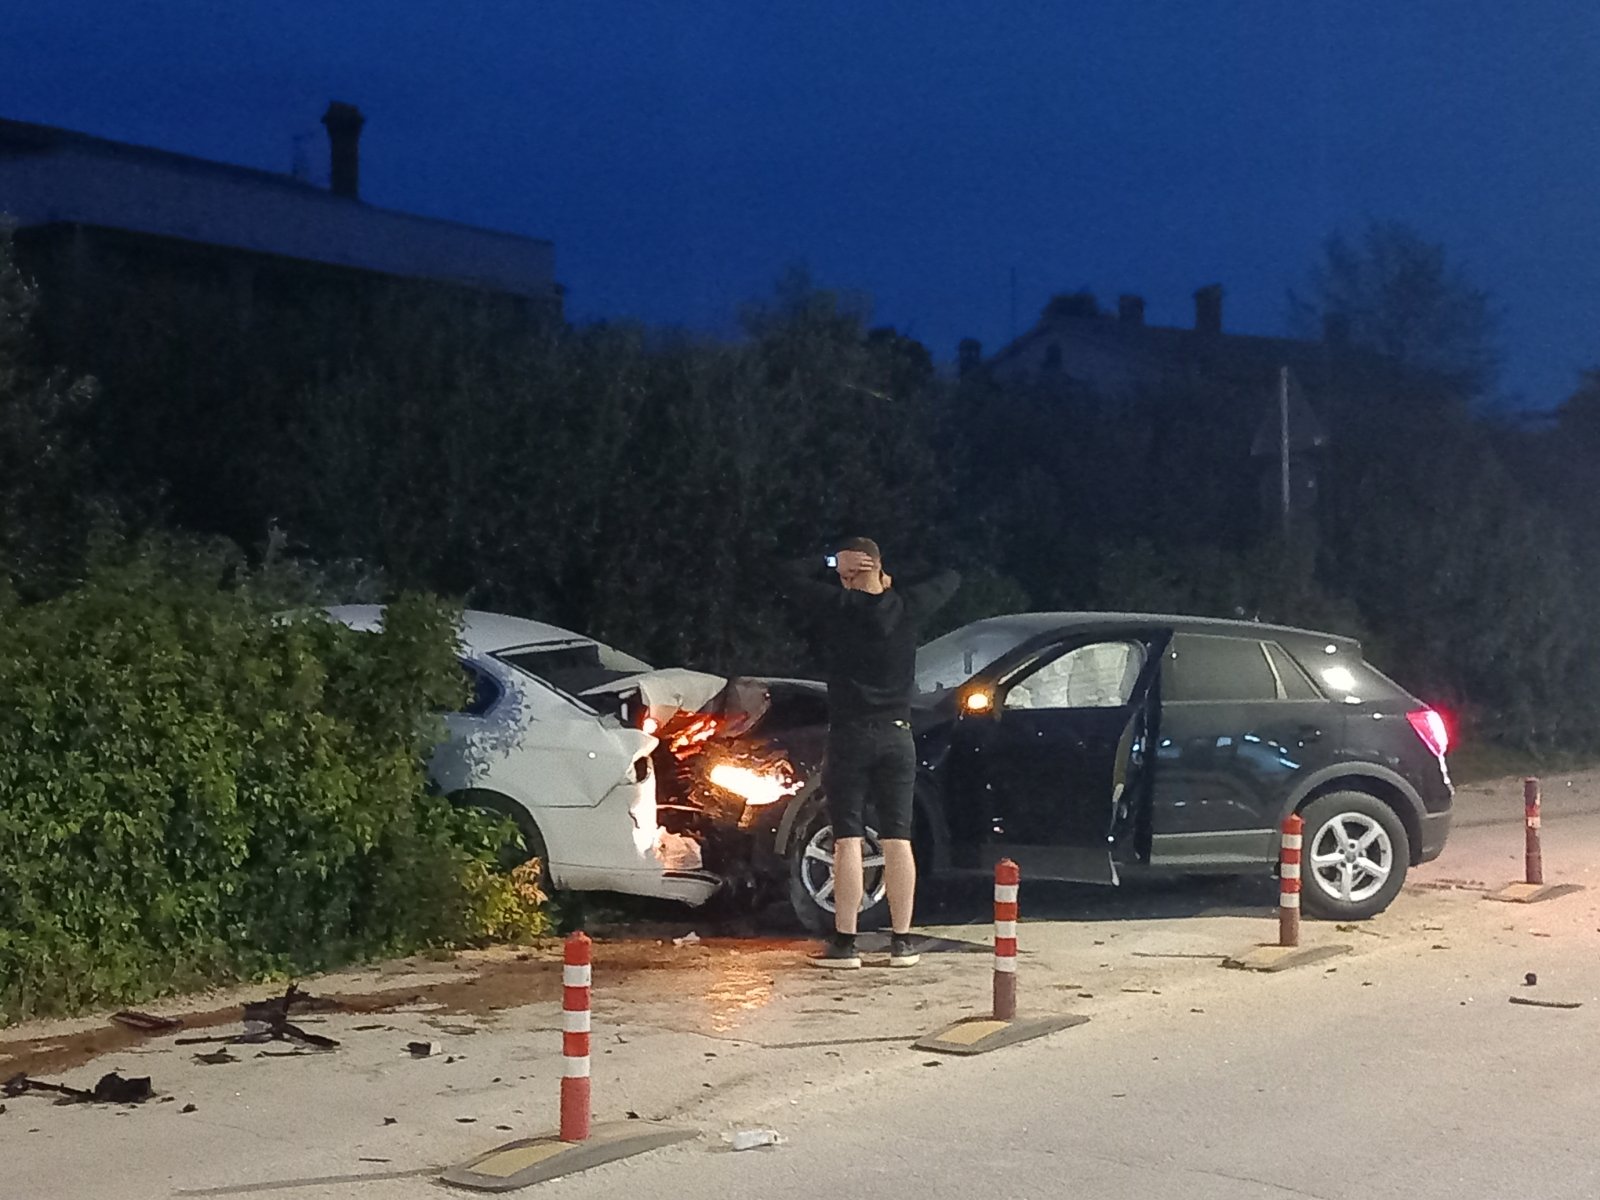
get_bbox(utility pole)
[1279,366,1292,536]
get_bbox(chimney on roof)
[321,102,365,199]
[957,337,983,377]
[1193,284,1223,335]
[1118,294,1145,326]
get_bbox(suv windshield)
[916,617,1048,693]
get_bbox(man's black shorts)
[823,719,916,841]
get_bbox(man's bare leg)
[833,836,865,935]
[883,838,917,934]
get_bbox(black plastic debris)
[1525,972,1539,986]
[1510,996,1581,1010]
[3,1071,153,1105]
[94,1073,153,1103]
[174,984,340,1051]
[112,1010,183,1033]
[181,1103,198,1114]
[194,1050,240,1066]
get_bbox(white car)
[328,606,730,905]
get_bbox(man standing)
[782,538,960,969]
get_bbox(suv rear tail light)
[1407,708,1450,758]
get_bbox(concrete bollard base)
[1488,881,1584,905]
[1222,943,1352,973]
[914,1013,1089,1056]
[440,1122,698,1192]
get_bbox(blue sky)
[4,1,1598,408]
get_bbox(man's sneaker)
[888,933,921,968]
[808,935,861,970]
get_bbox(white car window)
[497,640,652,698]
[1005,641,1144,711]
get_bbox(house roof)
[984,306,1413,391]
[0,116,558,300]
[987,311,1332,378]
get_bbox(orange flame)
[707,761,800,807]
[668,713,721,754]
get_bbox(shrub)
[0,540,547,1024]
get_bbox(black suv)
[749,613,1453,931]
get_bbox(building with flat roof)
[0,102,562,317]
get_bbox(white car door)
[434,658,649,808]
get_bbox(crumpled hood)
[582,669,825,740]
[581,667,728,720]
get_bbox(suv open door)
[946,631,1168,883]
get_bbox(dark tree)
[0,230,99,598]
[1290,220,1500,398]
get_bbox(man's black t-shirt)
[781,559,961,725]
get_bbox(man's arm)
[778,556,844,607]
[898,568,961,620]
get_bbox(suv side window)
[1005,640,1145,710]
[1163,634,1278,703]
[1264,642,1320,700]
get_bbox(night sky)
[4,2,1597,410]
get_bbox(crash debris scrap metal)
[173,983,341,1051]
[3,1070,153,1105]
[111,1010,184,1033]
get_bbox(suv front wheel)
[1299,791,1410,921]
[787,800,892,935]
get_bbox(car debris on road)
[111,1010,183,1033]
[173,984,341,1051]
[1509,996,1582,1010]
[3,1071,153,1105]
[724,1129,784,1151]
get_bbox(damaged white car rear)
[328,606,725,906]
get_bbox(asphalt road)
[502,777,1600,1200]
[9,770,1600,1199]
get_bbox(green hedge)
[0,548,545,1024]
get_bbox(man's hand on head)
[835,549,875,581]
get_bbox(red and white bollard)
[1524,777,1543,886]
[1279,815,1302,948]
[560,932,592,1143]
[993,859,1020,1020]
